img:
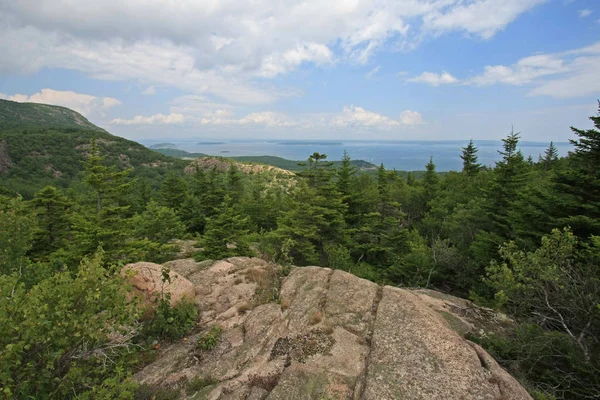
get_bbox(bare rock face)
[134,258,532,400]
[121,262,195,309]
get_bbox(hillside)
[0,99,185,197]
[0,100,102,131]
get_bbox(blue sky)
[0,0,598,142]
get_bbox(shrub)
[144,297,198,340]
[197,325,223,350]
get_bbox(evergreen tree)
[133,200,186,244]
[336,150,357,199]
[552,103,600,237]
[30,186,72,259]
[160,171,188,211]
[200,195,251,259]
[460,139,482,176]
[226,164,244,204]
[542,141,559,170]
[79,139,133,259]
[423,156,439,202]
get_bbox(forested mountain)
[0,99,185,197]
[1,101,599,399]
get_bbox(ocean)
[141,139,573,172]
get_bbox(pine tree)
[201,195,251,259]
[542,141,559,170]
[460,139,482,176]
[423,156,439,201]
[226,164,244,204]
[160,172,188,211]
[336,150,357,199]
[552,102,600,237]
[79,138,133,259]
[30,186,72,259]
[476,127,529,261]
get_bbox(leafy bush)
[470,325,600,400]
[143,297,198,341]
[197,326,223,350]
[0,251,141,399]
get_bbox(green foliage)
[133,200,186,244]
[0,195,36,278]
[460,139,482,176]
[197,325,223,350]
[198,194,252,260]
[143,297,198,341]
[0,250,141,398]
[471,325,600,400]
[485,228,600,362]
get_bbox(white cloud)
[467,41,600,98]
[141,86,156,95]
[238,112,296,127]
[0,0,547,104]
[331,105,423,128]
[365,65,381,79]
[110,113,185,125]
[399,110,424,125]
[423,0,547,39]
[258,43,334,78]
[579,9,593,18]
[407,71,459,86]
[0,88,121,117]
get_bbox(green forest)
[1,102,600,399]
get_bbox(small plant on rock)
[197,325,223,350]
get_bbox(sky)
[0,0,599,142]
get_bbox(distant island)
[277,141,343,146]
[149,143,177,149]
[197,141,226,145]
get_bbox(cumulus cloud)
[0,88,121,117]
[579,9,593,18]
[0,0,547,103]
[399,110,424,125]
[407,71,459,86]
[110,113,185,125]
[331,105,423,129]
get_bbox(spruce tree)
[423,156,439,202]
[542,141,559,170]
[552,103,600,237]
[201,195,251,259]
[79,139,133,259]
[160,172,188,211]
[460,139,482,176]
[30,186,72,259]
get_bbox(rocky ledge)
[131,257,531,400]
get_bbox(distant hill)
[0,100,102,131]
[0,99,184,197]
[152,148,378,172]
